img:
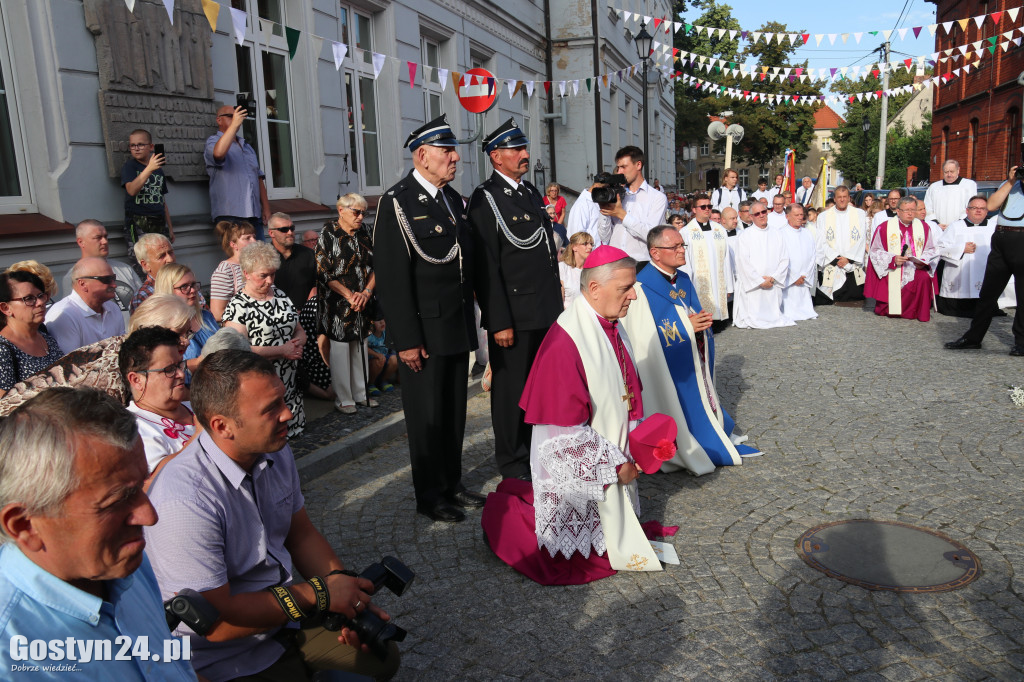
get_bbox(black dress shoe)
[1010,346,1024,357]
[449,490,487,509]
[416,502,466,523]
[944,337,982,350]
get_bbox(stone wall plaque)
[85,0,217,182]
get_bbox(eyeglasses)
[216,114,232,119]
[270,225,295,233]
[346,208,367,217]
[174,281,202,293]
[303,238,318,246]
[79,275,117,285]
[9,292,49,307]
[129,143,152,149]
[176,327,198,343]
[136,359,186,379]
[695,204,711,210]
[653,244,686,251]
[968,204,988,210]
[751,210,768,217]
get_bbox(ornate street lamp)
[862,115,871,167]
[634,23,653,165]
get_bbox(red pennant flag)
[904,58,912,68]
[872,69,880,78]
[848,95,855,102]
[795,67,804,76]
[743,90,750,96]
[875,90,883,97]
[653,18,662,29]
[408,61,417,88]
[543,81,551,93]
[991,11,1002,23]
[792,94,799,102]
[672,48,679,56]
[759,73,766,81]
[801,33,810,44]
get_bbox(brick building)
[928,0,1024,182]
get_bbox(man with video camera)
[145,350,400,682]
[598,146,668,270]
[945,164,1024,356]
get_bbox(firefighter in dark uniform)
[468,118,562,480]
[373,114,486,523]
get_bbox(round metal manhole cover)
[796,519,981,592]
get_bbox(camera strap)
[482,190,549,253]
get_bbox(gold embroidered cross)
[621,384,635,411]
[626,553,649,571]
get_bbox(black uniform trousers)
[398,351,470,507]
[488,327,547,479]
[963,229,1024,347]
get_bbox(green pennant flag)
[988,45,996,54]
[987,36,997,44]
[585,78,592,92]
[285,26,300,60]
[869,31,878,36]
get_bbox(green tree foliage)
[673,2,822,172]
[831,69,932,188]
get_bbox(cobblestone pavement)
[303,305,1024,680]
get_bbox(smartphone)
[153,143,165,157]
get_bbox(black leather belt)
[996,225,1024,233]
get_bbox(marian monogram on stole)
[659,318,684,346]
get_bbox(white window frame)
[821,136,831,151]
[230,0,300,199]
[421,37,442,122]
[700,142,709,156]
[0,6,32,213]
[738,168,749,188]
[339,3,384,194]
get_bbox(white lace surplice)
[531,423,637,560]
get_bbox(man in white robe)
[733,201,794,329]
[679,194,734,332]
[751,179,772,203]
[780,204,818,321]
[925,160,978,229]
[814,185,867,304]
[872,189,903,229]
[936,195,1016,316]
[767,194,788,230]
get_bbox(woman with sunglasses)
[155,263,218,377]
[0,271,63,396]
[118,325,196,473]
[316,193,376,414]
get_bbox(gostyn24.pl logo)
[10,634,191,668]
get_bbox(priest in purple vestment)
[481,246,663,585]
[865,196,938,322]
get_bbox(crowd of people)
[2,101,1023,680]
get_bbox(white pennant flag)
[973,15,985,29]
[506,79,516,99]
[309,36,323,62]
[815,34,824,46]
[371,52,386,79]
[752,32,761,43]
[841,33,849,44]
[828,34,837,45]
[437,68,449,91]
[897,28,908,40]
[162,0,174,24]
[942,21,953,33]
[525,81,534,97]
[644,15,652,25]
[572,80,579,96]
[882,29,892,40]
[558,81,566,97]
[260,18,273,46]
[729,29,737,40]
[331,42,347,70]
[124,0,136,11]
[229,7,247,46]
[717,28,726,39]
[764,32,774,43]
[1009,8,1021,22]
[623,11,631,22]
[928,24,937,36]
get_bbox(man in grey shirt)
[145,351,400,681]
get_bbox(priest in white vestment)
[814,186,867,304]
[679,195,734,331]
[780,204,818,321]
[767,194,788,230]
[925,160,978,229]
[481,246,663,585]
[865,196,939,321]
[936,196,1016,317]
[871,189,903,229]
[733,201,795,329]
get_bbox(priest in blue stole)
[621,225,760,475]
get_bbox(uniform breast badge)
[418,193,429,204]
[504,187,513,196]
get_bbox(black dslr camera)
[591,172,627,205]
[165,589,219,635]
[321,557,414,660]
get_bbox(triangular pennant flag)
[653,18,662,29]
[815,34,824,46]
[229,7,247,46]
[752,32,761,42]
[513,80,524,98]
[331,42,347,70]
[802,33,810,44]
[162,0,174,24]
[1009,8,1020,22]
[913,26,922,38]
[200,0,219,31]
[898,28,908,40]
[543,81,551,93]
[526,81,535,97]
[623,11,631,22]
[572,80,579,96]
[988,45,997,54]
[259,18,273,46]
[371,52,386,79]
[506,79,516,99]
[882,29,892,40]
[973,15,985,29]
[285,26,300,60]
[991,11,1003,24]
[558,81,566,97]
[942,21,953,33]
[309,35,323,62]
[928,24,937,36]
[987,36,997,44]
[124,0,136,11]
[841,33,849,44]
[408,62,417,88]
[958,18,970,31]
[451,71,462,93]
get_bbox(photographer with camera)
[206,102,271,241]
[945,165,1024,356]
[145,350,401,682]
[599,146,668,270]
[565,178,613,247]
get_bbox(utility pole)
[875,41,890,189]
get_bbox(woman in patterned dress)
[316,193,375,415]
[209,220,257,322]
[0,271,63,397]
[223,241,306,437]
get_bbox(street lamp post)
[634,23,653,166]
[862,116,870,178]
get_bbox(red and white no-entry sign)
[456,68,498,114]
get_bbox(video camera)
[591,172,627,205]
[165,589,219,635]
[320,557,415,660]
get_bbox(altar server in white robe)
[814,185,868,304]
[936,195,1017,316]
[925,160,978,229]
[679,194,734,332]
[733,200,795,329]
[767,194,788,230]
[780,204,818,321]
[872,189,903,229]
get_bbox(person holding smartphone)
[121,128,173,276]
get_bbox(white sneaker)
[337,404,357,414]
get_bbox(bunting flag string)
[613,4,1023,44]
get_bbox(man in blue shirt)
[0,387,196,681]
[945,164,1024,356]
[205,105,271,241]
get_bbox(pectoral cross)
[621,383,634,411]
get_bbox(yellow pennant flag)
[201,0,220,32]
[957,18,970,31]
[450,71,462,94]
